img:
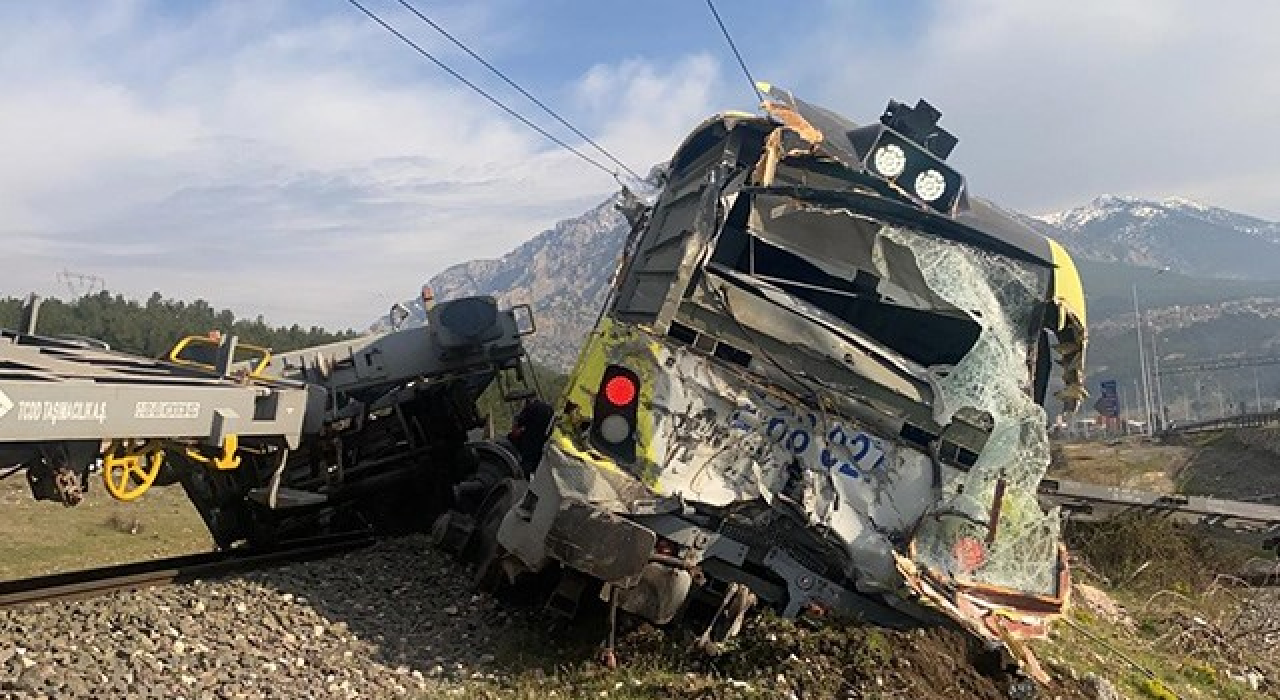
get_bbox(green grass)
[0,472,212,579]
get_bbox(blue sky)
[2,0,1278,329]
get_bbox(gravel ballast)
[0,535,533,699]
[3,533,1276,699]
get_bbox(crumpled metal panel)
[1046,238,1089,413]
[546,500,656,583]
[556,224,1067,605]
[558,319,945,594]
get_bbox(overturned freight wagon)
[491,85,1088,674]
[0,295,540,549]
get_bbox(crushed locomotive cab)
[494,85,1088,677]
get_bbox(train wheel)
[176,455,257,549]
[472,478,526,590]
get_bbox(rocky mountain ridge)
[418,192,1280,371]
[424,194,628,370]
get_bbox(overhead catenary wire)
[705,0,765,105]
[344,0,621,180]
[394,0,642,182]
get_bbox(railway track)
[0,530,375,611]
[4,476,1278,613]
[1236,560,1280,587]
[1163,411,1280,435]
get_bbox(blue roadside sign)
[1094,379,1120,417]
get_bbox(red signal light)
[591,365,640,462]
[603,375,637,407]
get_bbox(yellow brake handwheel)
[102,443,166,502]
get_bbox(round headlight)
[872,144,906,178]
[914,169,947,202]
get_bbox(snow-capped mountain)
[1025,195,1280,279]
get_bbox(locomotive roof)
[670,88,1055,267]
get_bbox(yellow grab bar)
[168,335,272,377]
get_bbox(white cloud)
[0,5,725,329]
[0,82,204,228]
[574,53,725,172]
[3,0,1278,333]
[798,0,1280,220]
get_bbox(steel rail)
[0,530,375,611]
[1163,411,1280,435]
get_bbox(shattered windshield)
[897,226,1064,595]
[707,193,1049,372]
[703,190,1063,596]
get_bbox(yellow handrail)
[168,335,272,377]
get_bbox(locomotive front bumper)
[497,442,651,578]
[494,441,909,628]
[545,500,656,583]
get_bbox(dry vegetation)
[1038,429,1280,699]
[1036,514,1279,700]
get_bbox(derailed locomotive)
[491,85,1089,674]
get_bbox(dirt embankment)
[1171,427,1280,502]
[1051,427,1280,502]
[1049,439,1195,492]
